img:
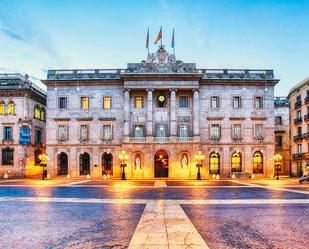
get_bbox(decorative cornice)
[250,117,267,121]
[98,117,116,121]
[76,118,93,121]
[54,118,70,122]
[229,117,246,121]
[207,117,224,121]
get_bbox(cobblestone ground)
[0,201,145,249]
[182,204,309,249]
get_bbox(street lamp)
[273,154,282,180]
[195,151,205,180]
[39,153,49,180]
[119,150,129,180]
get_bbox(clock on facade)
[158,95,165,102]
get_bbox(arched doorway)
[253,151,263,174]
[209,152,220,174]
[57,152,68,176]
[231,151,242,173]
[102,152,113,175]
[80,152,90,175]
[154,150,168,177]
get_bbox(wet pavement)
[0,179,308,249]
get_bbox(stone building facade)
[274,97,290,175]
[0,74,46,178]
[288,77,309,176]
[43,46,279,179]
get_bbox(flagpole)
[173,29,175,55]
[161,26,162,46]
[147,27,150,54]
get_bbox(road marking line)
[230,181,309,195]
[154,180,167,187]
[128,200,210,248]
[0,197,308,205]
[66,180,91,185]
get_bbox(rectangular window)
[103,125,112,140]
[233,96,241,108]
[254,124,263,138]
[296,95,301,101]
[233,124,241,138]
[35,130,42,144]
[179,96,188,108]
[297,110,301,119]
[2,148,13,165]
[103,96,111,109]
[297,126,302,136]
[134,96,143,108]
[134,125,144,137]
[3,127,13,140]
[156,125,167,137]
[178,124,189,137]
[297,144,302,154]
[255,96,263,108]
[58,125,67,140]
[276,136,282,147]
[81,97,89,110]
[210,124,220,138]
[275,116,282,125]
[80,125,88,141]
[211,96,219,108]
[58,97,67,109]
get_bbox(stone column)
[192,89,200,138]
[146,89,153,136]
[170,89,177,137]
[123,89,130,139]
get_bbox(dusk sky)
[0,0,308,95]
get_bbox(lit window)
[103,96,111,109]
[253,151,263,174]
[58,125,67,140]
[255,97,263,108]
[3,127,13,140]
[210,124,220,138]
[135,96,143,108]
[103,125,112,140]
[233,96,241,108]
[178,124,188,137]
[40,108,45,121]
[209,152,220,174]
[80,125,88,141]
[81,97,89,109]
[211,96,219,108]
[179,96,188,108]
[34,106,41,119]
[134,125,144,137]
[58,97,67,109]
[0,101,5,115]
[7,101,15,115]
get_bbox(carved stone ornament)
[139,45,184,73]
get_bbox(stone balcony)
[127,136,194,143]
[292,152,309,160]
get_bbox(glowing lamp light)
[119,150,129,164]
[194,151,205,164]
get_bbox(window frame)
[103,96,112,109]
[254,96,263,109]
[58,124,68,141]
[179,96,189,108]
[134,96,144,109]
[233,96,242,109]
[81,96,89,110]
[58,96,68,109]
[211,96,219,109]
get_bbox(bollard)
[87,174,91,179]
[66,174,71,179]
[232,173,236,179]
[103,174,107,180]
[216,174,220,180]
[107,174,110,179]
[251,174,255,179]
[270,174,273,179]
[3,173,8,179]
[47,174,51,179]
[212,174,216,179]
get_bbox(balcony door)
[154,150,168,177]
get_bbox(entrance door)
[154,150,168,177]
[58,152,68,176]
[80,152,90,175]
[102,152,113,175]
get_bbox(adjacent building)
[274,97,290,175]
[288,78,309,176]
[0,73,46,178]
[42,46,279,179]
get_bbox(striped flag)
[154,27,162,45]
[146,28,149,50]
[171,29,175,49]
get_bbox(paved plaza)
[0,178,308,249]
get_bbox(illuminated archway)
[253,151,263,174]
[209,152,220,174]
[58,152,68,176]
[154,150,168,177]
[80,152,90,175]
[102,152,113,175]
[231,151,242,173]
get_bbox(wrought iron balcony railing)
[302,132,309,139]
[294,117,302,124]
[304,114,309,121]
[293,134,303,141]
[295,100,302,109]
[177,137,193,142]
[129,137,146,143]
[154,137,170,142]
[305,96,309,104]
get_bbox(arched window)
[2,147,14,165]
[0,101,5,115]
[231,151,242,173]
[209,152,220,174]
[40,108,45,121]
[7,100,15,115]
[34,105,41,119]
[58,152,68,176]
[253,151,263,174]
[80,152,90,175]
